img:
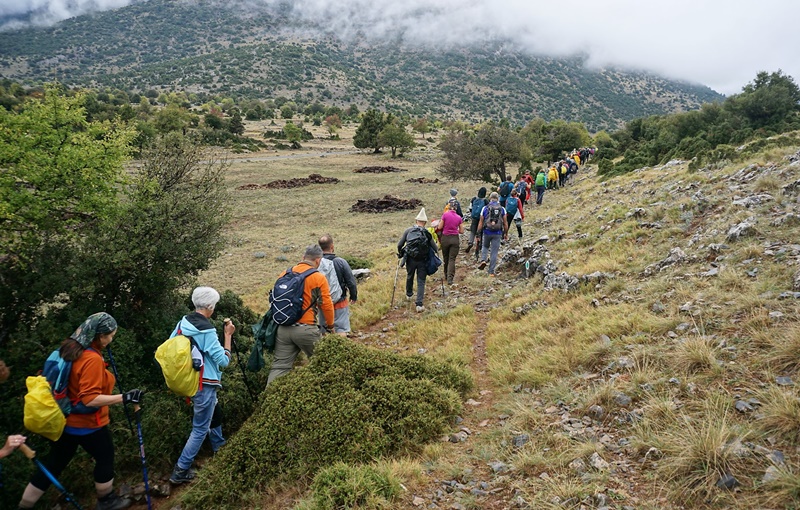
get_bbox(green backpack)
[535,172,546,186]
[247,309,278,371]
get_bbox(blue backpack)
[505,197,519,216]
[42,349,100,417]
[470,197,487,220]
[499,181,513,198]
[270,267,319,325]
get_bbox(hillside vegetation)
[0,0,721,130]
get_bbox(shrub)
[341,254,373,270]
[301,462,403,510]
[181,336,469,508]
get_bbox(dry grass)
[758,386,800,442]
[673,336,721,374]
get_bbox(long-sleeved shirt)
[323,253,358,302]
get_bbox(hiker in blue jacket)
[169,286,234,485]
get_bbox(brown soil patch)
[406,177,440,184]
[350,195,423,213]
[353,166,407,173]
[235,173,339,190]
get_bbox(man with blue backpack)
[476,192,508,277]
[497,177,514,208]
[505,189,524,242]
[466,187,487,254]
[267,245,334,385]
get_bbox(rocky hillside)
[0,0,722,131]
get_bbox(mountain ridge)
[0,0,723,130]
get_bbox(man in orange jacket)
[267,245,335,384]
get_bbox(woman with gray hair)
[169,286,234,484]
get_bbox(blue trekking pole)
[19,444,85,510]
[105,346,134,435]
[133,405,153,510]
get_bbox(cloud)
[3,0,800,95]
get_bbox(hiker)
[18,313,139,510]
[476,192,508,277]
[397,208,438,312]
[267,245,334,384]
[516,176,529,205]
[445,188,463,217]
[505,189,524,241]
[437,200,464,285]
[169,287,233,485]
[466,187,487,254]
[559,161,568,187]
[548,165,559,190]
[318,234,358,336]
[534,168,547,205]
[497,177,514,208]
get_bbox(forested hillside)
[0,0,722,131]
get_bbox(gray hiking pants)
[267,323,321,385]
[405,257,427,307]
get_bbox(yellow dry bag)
[155,335,201,397]
[24,375,66,442]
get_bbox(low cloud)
[3,0,799,95]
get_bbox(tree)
[154,104,193,134]
[205,112,225,130]
[378,123,415,158]
[439,122,521,182]
[0,85,134,342]
[324,114,342,139]
[283,121,304,148]
[228,108,245,135]
[412,118,430,140]
[353,109,386,153]
[729,70,800,129]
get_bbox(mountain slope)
[0,0,722,130]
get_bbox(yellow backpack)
[155,335,202,397]
[23,376,66,442]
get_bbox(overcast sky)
[2,0,799,95]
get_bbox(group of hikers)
[3,234,358,509]
[398,148,594,310]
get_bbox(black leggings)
[31,427,115,490]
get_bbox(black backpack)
[499,181,513,198]
[484,203,503,231]
[269,267,318,325]
[405,226,429,260]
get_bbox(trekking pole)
[229,332,257,402]
[18,444,85,510]
[390,258,401,308]
[106,346,134,435]
[441,273,446,297]
[132,405,152,510]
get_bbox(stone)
[732,194,774,208]
[652,302,666,314]
[488,461,510,474]
[716,473,739,490]
[763,466,781,484]
[589,452,610,471]
[412,496,426,506]
[568,458,587,474]
[614,393,633,407]
[669,377,681,385]
[352,268,371,280]
[253,251,267,259]
[644,247,689,276]
[726,220,757,242]
[700,267,720,277]
[735,400,755,413]
[769,311,784,320]
[776,376,794,386]
[769,450,786,466]
[587,404,605,421]
[795,270,800,292]
[778,292,800,299]
[512,434,530,448]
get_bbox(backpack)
[155,328,205,398]
[535,172,546,186]
[425,246,442,275]
[516,181,527,197]
[318,258,343,303]
[505,197,519,216]
[24,349,101,441]
[499,181,513,198]
[270,267,319,325]
[404,226,429,260]
[470,197,486,220]
[484,203,503,231]
[248,308,279,371]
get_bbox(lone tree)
[228,108,245,135]
[324,114,342,139]
[439,122,522,182]
[378,123,415,158]
[412,117,431,140]
[353,109,387,153]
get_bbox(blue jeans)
[481,233,502,274]
[176,385,225,470]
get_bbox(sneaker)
[406,294,413,301]
[489,273,496,277]
[96,492,132,510]
[169,466,197,485]
[478,260,487,270]
[416,305,425,313]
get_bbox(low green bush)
[181,336,470,508]
[299,462,402,510]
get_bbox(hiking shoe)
[406,294,413,301]
[478,260,487,270]
[489,273,496,277]
[464,243,472,253]
[169,466,197,485]
[95,492,131,510]
[416,305,425,313]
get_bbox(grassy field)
[196,120,800,509]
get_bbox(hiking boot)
[478,260,487,270]
[169,466,197,484]
[464,243,472,253]
[416,305,424,313]
[95,492,131,510]
[489,273,496,277]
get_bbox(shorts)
[334,306,351,333]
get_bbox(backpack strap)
[296,266,321,322]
